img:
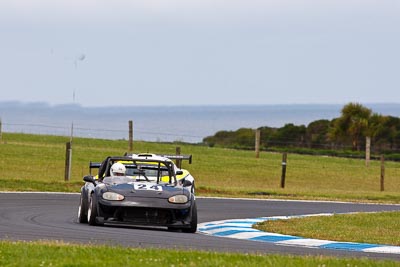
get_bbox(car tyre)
[87,194,98,226]
[182,201,197,233]
[77,194,88,223]
[191,182,195,194]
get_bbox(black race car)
[77,153,197,233]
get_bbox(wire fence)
[3,120,400,159]
[1,121,206,143]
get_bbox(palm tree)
[329,103,372,151]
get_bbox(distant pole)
[176,146,182,169]
[0,118,2,141]
[380,154,385,192]
[65,141,72,181]
[70,91,75,146]
[280,152,287,188]
[365,136,371,167]
[129,120,133,152]
[70,53,84,144]
[255,129,261,158]
[70,122,74,144]
[68,89,74,179]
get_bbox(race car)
[77,153,197,233]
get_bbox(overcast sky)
[1,0,399,107]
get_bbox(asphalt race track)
[0,192,399,260]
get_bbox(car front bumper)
[96,196,194,227]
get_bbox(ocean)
[1,102,400,143]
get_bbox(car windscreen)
[102,176,136,185]
[126,163,172,182]
[107,160,176,184]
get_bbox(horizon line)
[1,100,400,109]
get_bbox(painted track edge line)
[197,213,400,255]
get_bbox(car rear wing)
[159,154,192,164]
[124,153,192,166]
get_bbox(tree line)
[203,103,400,157]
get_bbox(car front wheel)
[77,195,88,223]
[87,194,98,226]
[182,201,197,233]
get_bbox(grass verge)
[0,241,398,267]
[254,211,400,246]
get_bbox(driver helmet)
[110,162,126,177]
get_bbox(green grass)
[0,241,398,267]
[1,132,399,202]
[254,211,400,246]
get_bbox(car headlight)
[168,195,188,204]
[102,192,125,201]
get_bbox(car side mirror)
[83,175,97,185]
[176,170,183,175]
[182,179,192,187]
